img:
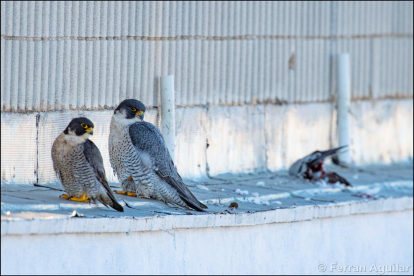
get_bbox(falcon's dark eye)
[130,106,137,112]
[80,123,88,128]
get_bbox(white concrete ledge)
[2,164,413,236]
[1,164,413,275]
[1,196,412,236]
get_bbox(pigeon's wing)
[308,146,348,167]
[326,172,352,187]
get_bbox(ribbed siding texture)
[334,1,413,36]
[1,1,412,112]
[373,38,413,99]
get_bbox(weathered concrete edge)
[1,196,412,236]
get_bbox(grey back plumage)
[129,122,207,211]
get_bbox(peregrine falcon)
[51,117,124,212]
[288,146,351,186]
[108,99,208,212]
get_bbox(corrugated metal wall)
[1,1,413,112]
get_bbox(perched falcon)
[108,99,208,212]
[51,117,124,212]
[288,146,351,186]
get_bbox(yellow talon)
[114,190,137,197]
[128,175,133,181]
[60,193,89,203]
[60,194,70,199]
[69,194,90,203]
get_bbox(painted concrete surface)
[350,100,414,165]
[174,107,208,179]
[1,211,412,275]
[1,99,412,184]
[1,164,412,274]
[206,105,267,176]
[0,112,37,184]
[1,164,412,234]
[265,103,334,171]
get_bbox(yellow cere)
[137,111,144,115]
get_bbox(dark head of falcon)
[114,99,146,121]
[63,117,94,137]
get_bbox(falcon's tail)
[157,172,208,212]
[104,190,124,212]
[110,197,125,212]
[180,195,208,212]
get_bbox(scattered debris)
[352,186,382,199]
[352,193,376,199]
[314,179,347,189]
[222,210,233,214]
[362,186,381,195]
[70,210,84,218]
[235,189,249,195]
[228,202,239,210]
[314,180,328,187]
[196,185,210,191]
[256,181,265,186]
[251,198,270,206]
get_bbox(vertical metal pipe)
[337,53,351,164]
[161,75,176,161]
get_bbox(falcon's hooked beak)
[136,111,145,121]
[86,127,94,135]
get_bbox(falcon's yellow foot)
[60,193,89,203]
[69,194,90,203]
[59,194,70,200]
[114,190,137,197]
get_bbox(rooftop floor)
[1,163,413,235]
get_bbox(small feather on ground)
[235,189,249,195]
[196,185,209,191]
